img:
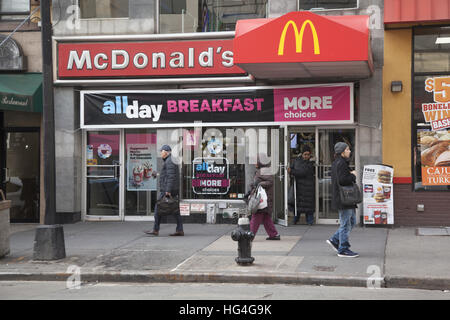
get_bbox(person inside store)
[326,142,359,258]
[288,145,315,225]
[248,155,281,240]
[144,144,184,236]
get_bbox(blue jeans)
[330,208,356,253]
[153,192,183,232]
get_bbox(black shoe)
[326,239,339,252]
[144,230,159,236]
[266,235,280,240]
[337,249,359,258]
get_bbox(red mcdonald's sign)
[234,12,372,79]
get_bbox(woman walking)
[249,157,280,240]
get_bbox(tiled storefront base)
[393,184,450,226]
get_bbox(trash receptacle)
[0,190,11,258]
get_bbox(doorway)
[1,128,40,222]
[288,127,357,225]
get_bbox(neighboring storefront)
[51,1,383,226]
[383,0,450,226]
[0,0,43,223]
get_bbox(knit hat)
[160,144,172,152]
[334,142,349,154]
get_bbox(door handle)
[114,165,120,179]
[2,168,9,183]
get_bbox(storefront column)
[54,87,82,223]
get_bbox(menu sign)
[419,129,450,186]
[423,76,450,131]
[192,157,229,194]
[362,165,394,225]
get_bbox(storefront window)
[125,129,157,216]
[0,0,29,20]
[413,27,450,191]
[298,0,357,10]
[80,0,129,19]
[182,127,247,199]
[159,0,268,33]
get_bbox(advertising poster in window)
[192,157,229,194]
[127,144,157,191]
[420,76,450,186]
[362,165,394,225]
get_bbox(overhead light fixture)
[435,37,450,44]
[391,81,403,93]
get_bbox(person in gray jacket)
[144,145,184,236]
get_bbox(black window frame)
[411,25,450,192]
[298,0,358,11]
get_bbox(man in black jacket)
[288,145,315,225]
[144,145,184,236]
[326,142,359,258]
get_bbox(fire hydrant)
[231,217,255,265]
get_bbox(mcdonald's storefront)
[53,11,380,226]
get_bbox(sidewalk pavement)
[1,221,450,291]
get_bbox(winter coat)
[290,157,315,213]
[159,154,180,196]
[331,155,357,210]
[252,167,274,215]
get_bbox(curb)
[384,276,450,291]
[0,271,373,288]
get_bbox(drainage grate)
[313,265,336,272]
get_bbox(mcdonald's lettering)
[278,19,320,56]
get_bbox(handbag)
[337,173,362,206]
[157,195,179,215]
[247,186,261,215]
[287,180,295,207]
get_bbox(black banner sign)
[82,89,274,126]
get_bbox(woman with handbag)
[326,142,359,258]
[249,157,280,240]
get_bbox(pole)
[33,0,66,260]
[41,0,55,225]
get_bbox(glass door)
[275,126,287,226]
[3,129,40,223]
[317,128,356,224]
[124,129,157,219]
[84,130,122,219]
[287,128,316,225]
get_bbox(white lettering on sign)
[66,48,235,71]
[283,96,333,110]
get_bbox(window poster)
[420,76,450,186]
[362,165,394,225]
[192,157,229,194]
[127,144,157,191]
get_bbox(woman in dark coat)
[288,146,315,225]
[249,157,280,240]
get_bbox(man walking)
[144,145,184,236]
[326,142,358,257]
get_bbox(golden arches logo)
[278,19,320,56]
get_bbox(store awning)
[0,73,43,113]
[234,12,373,80]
